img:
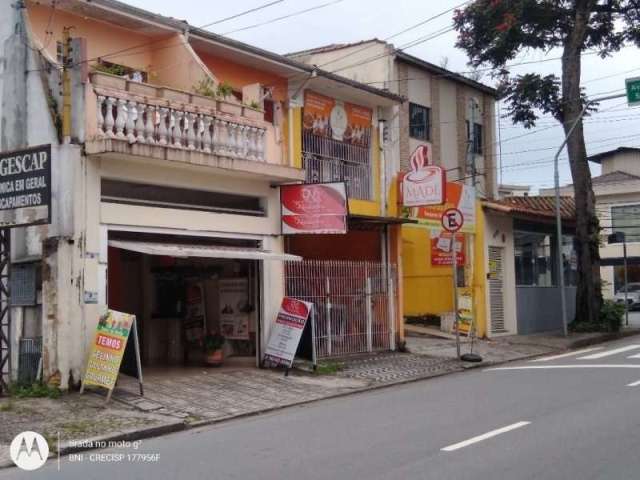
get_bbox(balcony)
[85,72,303,182]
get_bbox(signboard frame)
[280,181,349,235]
[0,144,52,229]
[626,76,640,107]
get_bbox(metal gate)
[285,260,396,358]
[489,246,506,334]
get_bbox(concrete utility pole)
[553,92,627,336]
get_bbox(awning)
[349,214,418,225]
[109,240,302,261]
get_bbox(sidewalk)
[3,326,639,469]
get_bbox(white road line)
[531,347,603,362]
[441,421,531,452]
[627,353,640,359]
[486,364,640,371]
[627,380,640,387]
[577,345,640,360]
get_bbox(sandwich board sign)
[263,297,313,369]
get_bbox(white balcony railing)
[95,94,267,161]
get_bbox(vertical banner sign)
[456,288,474,335]
[264,297,313,367]
[82,310,134,391]
[281,182,348,234]
[0,145,51,227]
[219,278,251,340]
[184,281,206,343]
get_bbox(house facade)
[289,40,500,338]
[0,0,403,390]
[541,147,640,299]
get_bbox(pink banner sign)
[281,182,348,234]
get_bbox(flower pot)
[205,349,224,367]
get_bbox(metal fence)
[285,260,396,358]
[302,132,372,200]
[18,337,42,385]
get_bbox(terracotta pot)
[205,349,224,367]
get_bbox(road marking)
[627,380,640,387]
[486,364,640,371]
[531,347,603,362]
[441,421,530,452]
[627,353,640,359]
[577,345,640,360]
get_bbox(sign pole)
[624,238,629,327]
[452,241,460,359]
[132,317,144,396]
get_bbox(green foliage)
[569,300,624,333]
[92,62,128,77]
[193,77,217,98]
[0,400,14,412]
[9,382,62,399]
[203,332,225,353]
[249,100,261,110]
[314,361,344,375]
[216,81,234,99]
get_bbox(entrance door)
[488,246,506,334]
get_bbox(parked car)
[614,283,640,310]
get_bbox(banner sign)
[263,297,313,367]
[303,91,372,147]
[82,310,134,391]
[405,182,476,233]
[0,145,51,228]
[281,182,348,234]
[431,231,465,266]
[184,281,206,343]
[455,287,474,335]
[219,278,251,340]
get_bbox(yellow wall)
[402,201,487,337]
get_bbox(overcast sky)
[125,0,640,192]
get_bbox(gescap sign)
[0,145,51,228]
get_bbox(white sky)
[124,0,640,192]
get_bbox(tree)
[453,0,640,325]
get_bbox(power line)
[200,0,285,29]
[223,0,346,35]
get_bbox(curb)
[567,329,640,349]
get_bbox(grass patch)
[314,361,344,375]
[0,400,14,412]
[58,420,94,436]
[10,382,62,399]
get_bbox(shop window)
[514,231,555,287]
[101,180,265,216]
[611,204,640,242]
[409,103,431,141]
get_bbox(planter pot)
[90,72,127,90]
[127,82,158,97]
[218,100,243,116]
[205,349,224,367]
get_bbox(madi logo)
[10,431,49,471]
[402,166,445,207]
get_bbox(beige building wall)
[600,150,640,175]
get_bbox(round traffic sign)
[441,208,464,233]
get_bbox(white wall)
[601,150,640,176]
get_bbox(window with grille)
[409,103,431,141]
[466,121,483,155]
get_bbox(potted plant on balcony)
[203,331,225,367]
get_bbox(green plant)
[216,81,234,99]
[0,400,14,412]
[600,300,624,333]
[203,332,225,354]
[92,62,128,77]
[193,77,217,98]
[314,361,344,375]
[9,382,62,399]
[249,100,260,110]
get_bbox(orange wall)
[27,3,157,72]
[287,231,382,261]
[196,51,288,102]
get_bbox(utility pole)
[467,98,478,187]
[62,26,73,144]
[553,92,627,336]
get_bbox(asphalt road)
[4,336,640,480]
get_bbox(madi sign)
[0,145,51,228]
[281,182,348,234]
[401,145,445,207]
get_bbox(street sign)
[441,208,463,233]
[627,77,640,107]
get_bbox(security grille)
[285,260,396,358]
[10,263,36,306]
[489,246,506,334]
[0,230,10,394]
[302,132,372,200]
[18,337,42,385]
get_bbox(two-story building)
[288,40,500,338]
[1,0,403,389]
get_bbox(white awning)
[109,240,301,261]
